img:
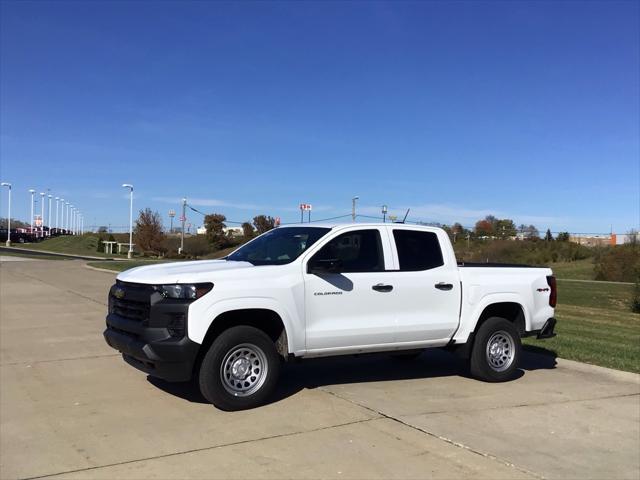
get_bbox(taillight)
[547,275,557,307]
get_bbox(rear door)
[385,227,461,342]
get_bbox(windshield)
[227,227,331,266]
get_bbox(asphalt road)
[1,260,639,479]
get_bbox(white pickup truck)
[104,223,557,410]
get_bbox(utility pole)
[382,205,388,223]
[179,197,186,254]
[352,196,359,221]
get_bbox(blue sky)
[1,0,638,233]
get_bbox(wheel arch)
[193,308,290,374]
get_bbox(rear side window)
[393,230,444,271]
[313,229,384,272]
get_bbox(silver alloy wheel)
[485,330,516,372]
[220,343,268,397]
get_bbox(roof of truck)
[278,222,442,230]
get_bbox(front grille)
[111,298,150,322]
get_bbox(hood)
[116,259,254,284]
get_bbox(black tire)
[198,325,281,411]
[389,351,422,361]
[469,316,521,382]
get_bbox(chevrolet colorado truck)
[104,223,557,410]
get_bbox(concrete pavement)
[1,259,638,479]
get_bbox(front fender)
[187,296,300,354]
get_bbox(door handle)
[372,283,393,292]
[435,282,453,291]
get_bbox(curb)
[84,264,118,274]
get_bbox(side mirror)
[308,258,343,274]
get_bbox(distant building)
[223,227,244,237]
[611,233,639,245]
[196,226,244,237]
[569,235,611,247]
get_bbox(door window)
[312,229,384,272]
[393,230,444,271]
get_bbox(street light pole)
[29,189,36,235]
[66,202,70,233]
[54,197,59,232]
[48,195,52,236]
[1,182,11,246]
[179,197,186,254]
[40,192,45,238]
[60,198,64,233]
[351,196,359,221]
[122,184,134,259]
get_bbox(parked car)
[104,223,556,410]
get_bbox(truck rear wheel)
[469,316,521,382]
[199,325,280,411]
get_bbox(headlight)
[156,283,213,300]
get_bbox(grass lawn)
[87,260,170,271]
[524,279,639,373]
[0,250,67,261]
[13,235,125,258]
[86,248,233,272]
[548,259,596,280]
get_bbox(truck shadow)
[147,348,557,406]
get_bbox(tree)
[475,219,493,237]
[495,219,517,239]
[134,208,165,255]
[97,226,108,233]
[544,229,554,242]
[253,215,275,234]
[204,213,227,246]
[557,232,570,242]
[0,217,30,229]
[519,224,539,239]
[241,222,255,239]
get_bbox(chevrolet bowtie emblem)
[114,287,125,299]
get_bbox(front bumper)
[103,281,200,382]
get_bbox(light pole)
[29,189,36,235]
[180,197,186,255]
[55,197,59,232]
[40,192,45,238]
[65,202,70,233]
[122,184,134,258]
[60,198,65,233]
[48,195,52,236]
[351,196,359,221]
[382,205,388,223]
[1,182,11,245]
[70,206,74,235]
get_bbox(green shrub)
[594,244,640,283]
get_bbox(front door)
[303,228,398,351]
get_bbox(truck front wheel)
[469,316,521,382]
[199,325,281,411]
